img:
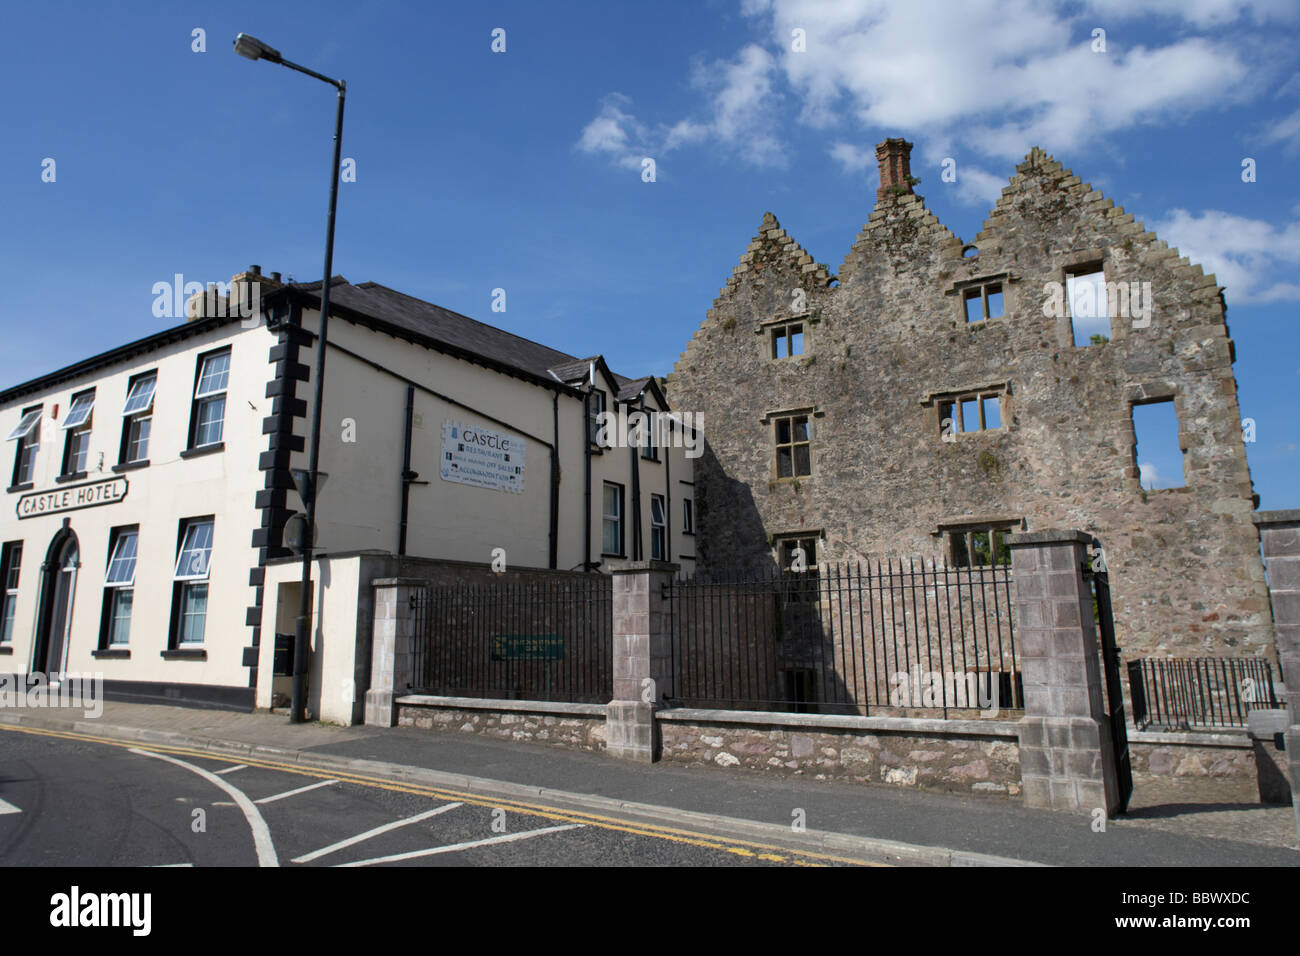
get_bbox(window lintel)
[946,272,1016,296]
[754,312,821,334]
[920,382,1009,407]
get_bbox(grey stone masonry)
[1254,510,1300,722]
[666,143,1272,663]
[605,560,679,762]
[363,578,425,727]
[1010,530,1121,816]
[1252,510,1300,842]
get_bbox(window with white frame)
[682,497,694,535]
[650,494,666,560]
[0,542,21,645]
[120,372,156,465]
[61,389,95,476]
[7,406,42,487]
[102,527,138,646]
[172,518,214,645]
[191,351,230,448]
[601,482,624,556]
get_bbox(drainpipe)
[664,409,672,563]
[398,385,415,555]
[583,386,592,572]
[630,394,643,561]
[549,391,559,570]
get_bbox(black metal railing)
[664,558,1020,717]
[1127,656,1281,730]
[410,575,613,704]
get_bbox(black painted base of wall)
[100,679,255,712]
[1,674,254,713]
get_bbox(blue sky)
[2,0,1297,508]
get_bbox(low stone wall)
[395,696,606,752]
[657,709,1022,796]
[1129,730,1255,780]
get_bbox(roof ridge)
[338,280,585,364]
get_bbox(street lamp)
[235,32,346,724]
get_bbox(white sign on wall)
[440,420,525,494]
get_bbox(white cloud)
[1085,0,1299,28]
[580,0,1289,193]
[578,45,786,171]
[828,142,875,175]
[576,94,652,171]
[1261,107,1300,151]
[750,1,1259,162]
[1139,462,1160,488]
[1152,208,1300,303]
[951,165,1007,207]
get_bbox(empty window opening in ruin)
[784,669,817,713]
[964,283,1004,322]
[1132,400,1186,490]
[775,534,820,604]
[948,526,1013,567]
[1066,268,1110,346]
[938,392,1002,438]
[772,323,804,358]
[774,414,812,478]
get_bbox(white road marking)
[214,764,248,776]
[152,863,194,867]
[292,802,463,864]
[129,748,278,867]
[255,779,338,805]
[0,797,21,815]
[213,801,234,807]
[339,824,585,867]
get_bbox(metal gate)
[1091,566,1133,813]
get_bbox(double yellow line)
[0,722,880,867]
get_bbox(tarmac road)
[0,727,866,867]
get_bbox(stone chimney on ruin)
[876,137,915,203]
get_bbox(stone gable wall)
[666,148,1272,660]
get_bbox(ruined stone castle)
[665,138,1274,661]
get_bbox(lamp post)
[235,32,346,724]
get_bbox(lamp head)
[233,33,282,63]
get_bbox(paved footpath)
[1,700,1296,866]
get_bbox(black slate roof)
[291,278,588,383]
[0,275,648,406]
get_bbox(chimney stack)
[186,264,283,322]
[875,137,915,203]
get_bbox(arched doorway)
[32,525,80,680]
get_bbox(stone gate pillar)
[606,560,678,762]
[363,578,425,727]
[1252,510,1300,839]
[1008,530,1121,816]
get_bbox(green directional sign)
[490,634,563,662]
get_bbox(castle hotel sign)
[440,420,525,493]
[15,476,129,519]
